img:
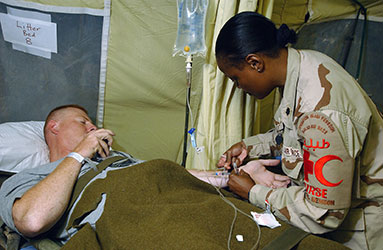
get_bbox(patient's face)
[56,107,96,151]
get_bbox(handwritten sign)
[0,12,57,54]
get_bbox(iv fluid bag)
[173,0,208,57]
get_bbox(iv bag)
[173,0,208,57]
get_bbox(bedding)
[0,121,49,173]
[61,159,348,250]
[0,122,349,249]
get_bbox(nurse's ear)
[245,54,264,73]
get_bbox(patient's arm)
[188,170,229,188]
[12,157,83,237]
[12,129,113,238]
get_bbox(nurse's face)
[217,55,275,99]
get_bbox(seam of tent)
[305,12,383,25]
[0,0,105,15]
[96,0,111,128]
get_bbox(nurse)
[215,11,383,250]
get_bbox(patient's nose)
[87,123,97,132]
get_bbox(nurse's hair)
[215,11,296,67]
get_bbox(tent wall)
[0,1,105,123]
[272,0,308,29]
[272,0,383,28]
[1,0,382,166]
[103,0,204,161]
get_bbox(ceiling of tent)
[276,0,383,112]
[272,0,383,28]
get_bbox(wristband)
[67,152,85,164]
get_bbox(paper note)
[0,7,57,58]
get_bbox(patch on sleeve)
[298,112,354,209]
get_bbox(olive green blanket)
[61,159,348,250]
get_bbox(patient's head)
[44,104,97,161]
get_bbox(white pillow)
[0,121,49,173]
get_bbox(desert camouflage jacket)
[245,48,383,250]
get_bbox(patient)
[1,104,264,249]
[0,105,351,250]
[0,104,233,243]
[0,104,142,241]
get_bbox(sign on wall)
[0,7,57,58]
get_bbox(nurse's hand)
[228,170,255,200]
[217,141,248,170]
[240,159,290,188]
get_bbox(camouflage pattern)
[244,48,383,250]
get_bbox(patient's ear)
[46,120,59,135]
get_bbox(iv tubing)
[181,55,193,167]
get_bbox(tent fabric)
[309,0,383,24]
[103,0,204,162]
[271,0,383,29]
[1,0,382,168]
[185,0,279,170]
[96,0,111,127]
[21,0,104,10]
[0,0,109,123]
[102,0,279,167]
[271,0,308,28]
[1,0,104,13]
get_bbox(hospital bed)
[0,121,349,250]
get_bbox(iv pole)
[181,53,193,167]
[175,0,208,167]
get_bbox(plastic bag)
[173,0,208,57]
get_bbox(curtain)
[185,0,278,170]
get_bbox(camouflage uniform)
[245,48,383,250]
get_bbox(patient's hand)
[74,128,115,158]
[240,159,290,189]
